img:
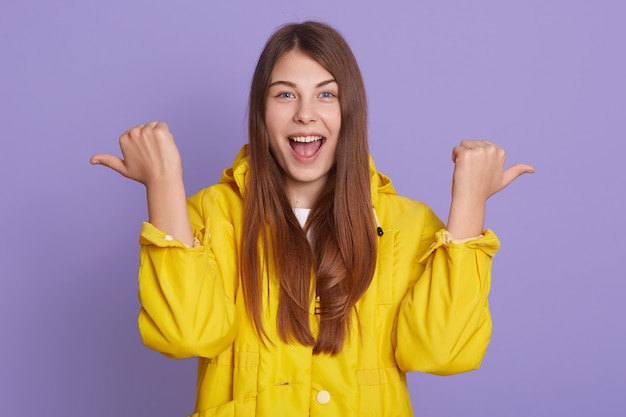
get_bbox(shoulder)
[189,182,242,208]
[186,183,244,228]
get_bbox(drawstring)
[373,209,384,236]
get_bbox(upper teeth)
[290,136,322,143]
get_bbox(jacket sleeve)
[394,212,500,376]
[137,190,237,359]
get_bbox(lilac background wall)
[2,1,624,416]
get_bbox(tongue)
[291,140,322,158]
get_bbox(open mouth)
[288,135,325,158]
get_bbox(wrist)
[145,173,185,190]
[446,198,486,240]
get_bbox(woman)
[91,21,533,417]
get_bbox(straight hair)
[241,21,377,355]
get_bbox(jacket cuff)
[138,222,202,248]
[419,229,500,263]
[441,230,483,244]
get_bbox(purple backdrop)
[2,1,625,416]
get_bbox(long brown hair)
[242,21,377,355]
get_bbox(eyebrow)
[269,79,337,88]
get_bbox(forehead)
[270,50,334,83]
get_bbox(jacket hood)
[219,145,397,207]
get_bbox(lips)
[289,135,325,158]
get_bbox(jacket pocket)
[357,367,412,417]
[195,351,260,413]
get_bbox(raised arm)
[446,140,534,239]
[90,121,194,246]
[394,142,534,374]
[92,123,236,358]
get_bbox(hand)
[451,140,534,204]
[446,140,534,239]
[90,121,183,186]
[91,121,193,245]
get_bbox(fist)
[451,140,534,203]
[90,121,183,186]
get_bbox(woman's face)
[265,49,341,208]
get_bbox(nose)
[294,98,317,124]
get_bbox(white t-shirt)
[293,208,310,228]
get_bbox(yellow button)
[316,390,331,405]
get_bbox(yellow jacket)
[137,146,500,417]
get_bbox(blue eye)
[277,92,295,99]
[320,91,335,98]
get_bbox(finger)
[125,124,145,136]
[459,139,488,149]
[451,146,462,163]
[155,121,171,135]
[143,120,159,130]
[501,163,535,187]
[90,153,128,176]
[459,139,473,149]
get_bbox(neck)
[287,177,327,208]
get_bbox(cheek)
[332,106,342,129]
[320,107,342,132]
[331,113,342,134]
[265,109,290,135]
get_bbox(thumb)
[502,163,535,188]
[90,153,128,176]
